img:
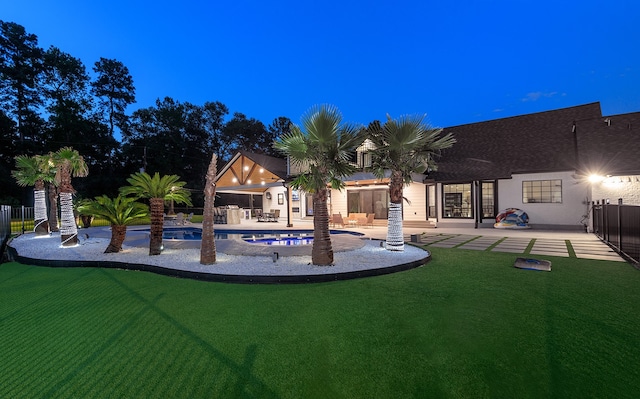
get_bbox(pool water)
[153,227,362,245]
[242,234,314,246]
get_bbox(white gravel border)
[9,233,429,277]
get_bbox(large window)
[522,180,562,203]
[442,183,472,218]
[481,182,496,218]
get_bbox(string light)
[59,192,78,246]
[33,190,48,232]
[386,202,404,251]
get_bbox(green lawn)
[1,248,639,398]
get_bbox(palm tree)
[120,172,192,256]
[11,154,53,235]
[200,153,217,265]
[274,104,365,265]
[77,195,149,253]
[369,114,455,251]
[52,147,89,246]
[39,153,60,232]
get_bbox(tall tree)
[224,112,279,157]
[203,101,230,160]
[267,116,292,141]
[369,114,455,250]
[91,57,135,138]
[122,97,186,177]
[122,98,230,203]
[200,153,217,265]
[52,147,88,246]
[42,46,92,145]
[77,194,148,253]
[0,109,19,204]
[0,21,44,151]
[274,104,365,265]
[120,172,192,256]
[11,154,53,235]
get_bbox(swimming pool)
[151,227,363,245]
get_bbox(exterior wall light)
[588,174,605,183]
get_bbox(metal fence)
[592,200,640,265]
[5,206,205,235]
[1,205,11,260]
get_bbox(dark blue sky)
[5,0,640,129]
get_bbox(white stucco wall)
[262,187,288,218]
[403,182,427,221]
[498,171,590,228]
[590,175,640,206]
[329,188,348,217]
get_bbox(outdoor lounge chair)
[331,213,345,228]
[363,213,375,228]
[174,212,185,225]
[184,212,194,224]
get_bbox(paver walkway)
[407,232,625,262]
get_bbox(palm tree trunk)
[312,189,333,265]
[200,154,217,265]
[149,197,164,255]
[105,224,127,253]
[33,187,49,235]
[47,182,59,232]
[386,171,405,251]
[59,191,78,246]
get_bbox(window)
[442,183,472,218]
[522,179,562,203]
[481,182,496,218]
[426,185,436,218]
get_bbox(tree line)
[0,20,291,206]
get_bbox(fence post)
[21,205,26,234]
[603,199,608,243]
[618,198,623,251]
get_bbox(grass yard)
[1,247,639,398]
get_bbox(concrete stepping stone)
[458,236,501,251]
[492,237,532,253]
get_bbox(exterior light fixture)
[588,174,605,183]
[232,177,237,183]
[259,168,264,173]
[244,166,249,171]
[247,179,252,184]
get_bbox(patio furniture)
[331,213,345,228]
[184,212,194,224]
[362,213,375,228]
[262,212,275,222]
[214,208,227,224]
[346,213,367,227]
[164,213,178,225]
[174,212,185,225]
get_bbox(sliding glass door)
[347,189,389,219]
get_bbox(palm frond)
[121,172,193,206]
[78,195,149,226]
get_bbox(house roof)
[215,151,287,192]
[574,112,640,176]
[429,102,603,182]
